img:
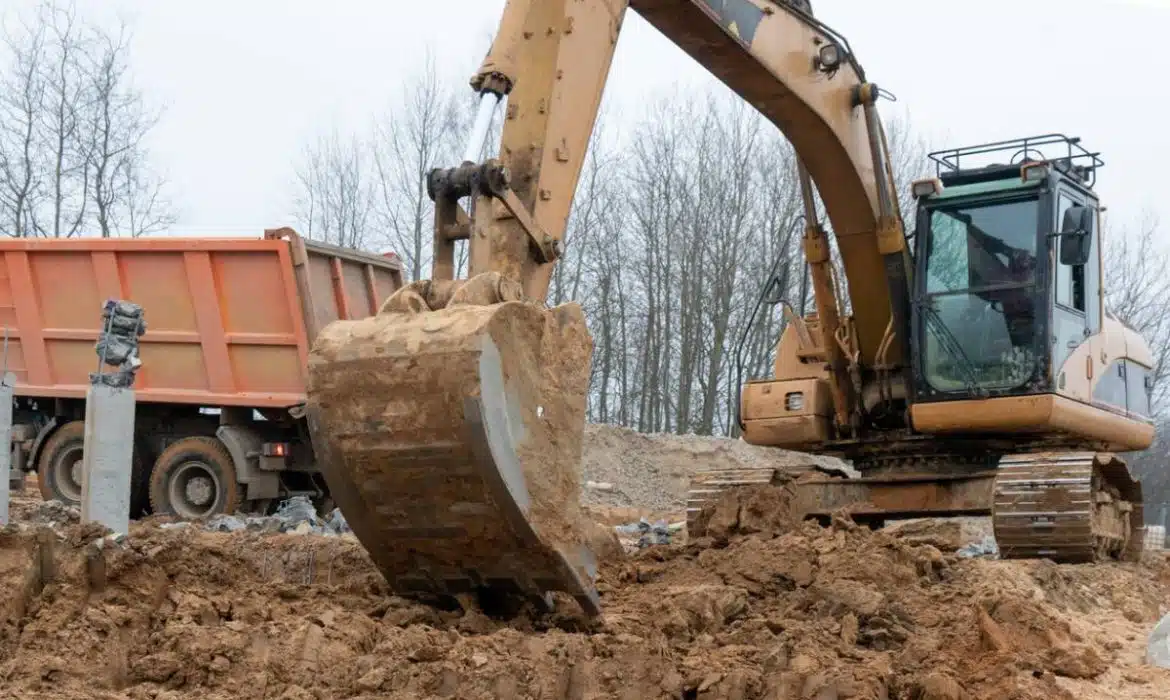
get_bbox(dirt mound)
[2,487,1167,700]
[689,480,805,541]
[883,518,994,553]
[579,423,849,514]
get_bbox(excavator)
[303,0,1155,618]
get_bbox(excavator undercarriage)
[686,450,1145,565]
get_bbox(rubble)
[8,498,80,529]
[202,496,352,536]
[957,535,1000,559]
[0,424,1166,700]
[613,517,684,549]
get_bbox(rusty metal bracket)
[492,187,560,264]
[427,160,561,266]
[798,470,997,521]
[438,206,472,242]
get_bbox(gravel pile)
[578,422,849,511]
[159,495,352,536]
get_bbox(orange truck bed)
[0,228,403,408]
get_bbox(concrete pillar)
[80,299,145,535]
[79,383,137,535]
[0,372,14,526]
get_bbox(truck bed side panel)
[0,237,402,409]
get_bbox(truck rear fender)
[216,425,279,501]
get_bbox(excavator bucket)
[304,278,601,617]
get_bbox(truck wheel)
[36,420,153,517]
[149,436,240,519]
[37,421,86,506]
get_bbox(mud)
[2,486,1168,700]
[689,480,805,541]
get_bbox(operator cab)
[909,134,1128,410]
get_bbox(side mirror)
[1059,205,1093,266]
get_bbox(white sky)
[5,0,1170,239]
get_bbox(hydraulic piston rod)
[462,92,502,165]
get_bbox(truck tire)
[36,420,153,517]
[149,436,240,519]
[37,420,86,506]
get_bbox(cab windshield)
[921,197,1040,393]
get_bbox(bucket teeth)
[305,297,601,617]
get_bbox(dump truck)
[3,227,403,518]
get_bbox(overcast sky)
[5,0,1169,241]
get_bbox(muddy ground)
[2,426,1169,699]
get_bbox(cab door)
[1051,188,1100,400]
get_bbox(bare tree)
[371,52,464,281]
[37,1,89,237]
[291,55,473,263]
[83,19,171,237]
[0,0,173,238]
[0,6,49,236]
[292,128,376,249]
[114,158,174,237]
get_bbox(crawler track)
[992,452,1144,563]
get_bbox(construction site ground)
[2,423,1168,699]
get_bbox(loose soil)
[2,426,1168,699]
